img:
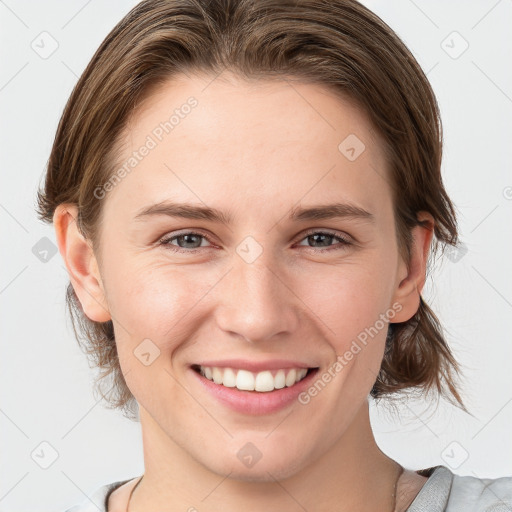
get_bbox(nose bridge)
[215,248,298,342]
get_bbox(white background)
[1,0,511,510]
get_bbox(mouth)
[191,364,319,393]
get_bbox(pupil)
[179,234,201,248]
[309,234,332,247]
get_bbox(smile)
[192,365,314,392]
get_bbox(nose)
[214,252,300,343]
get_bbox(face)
[58,72,430,482]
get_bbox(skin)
[54,71,433,511]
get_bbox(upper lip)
[192,359,318,373]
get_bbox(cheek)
[103,256,220,351]
[294,253,395,354]
[296,261,395,403]
[311,259,394,315]
[103,259,219,403]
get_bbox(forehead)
[105,72,390,218]
[127,71,379,151]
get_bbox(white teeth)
[285,369,297,387]
[255,371,274,392]
[212,367,223,384]
[236,369,255,391]
[222,368,236,387]
[274,369,286,389]
[198,366,309,392]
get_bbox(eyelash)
[158,229,353,254]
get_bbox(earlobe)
[391,212,434,323]
[53,204,111,323]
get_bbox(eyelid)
[158,229,215,246]
[294,228,353,245]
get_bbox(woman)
[36,0,512,510]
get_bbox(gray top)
[64,466,512,511]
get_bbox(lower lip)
[189,367,319,415]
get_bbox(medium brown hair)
[36,0,466,418]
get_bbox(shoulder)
[448,469,512,511]
[63,479,132,512]
[407,466,512,512]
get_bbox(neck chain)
[126,465,404,512]
[392,464,405,512]
[126,475,143,512]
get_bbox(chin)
[206,453,305,483]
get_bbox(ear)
[53,204,111,323]
[391,211,434,323]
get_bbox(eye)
[295,230,352,251]
[159,231,212,252]
[158,229,353,254]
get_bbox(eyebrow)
[288,203,375,223]
[134,201,232,225]
[133,200,375,225]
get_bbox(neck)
[130,402,402,512]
